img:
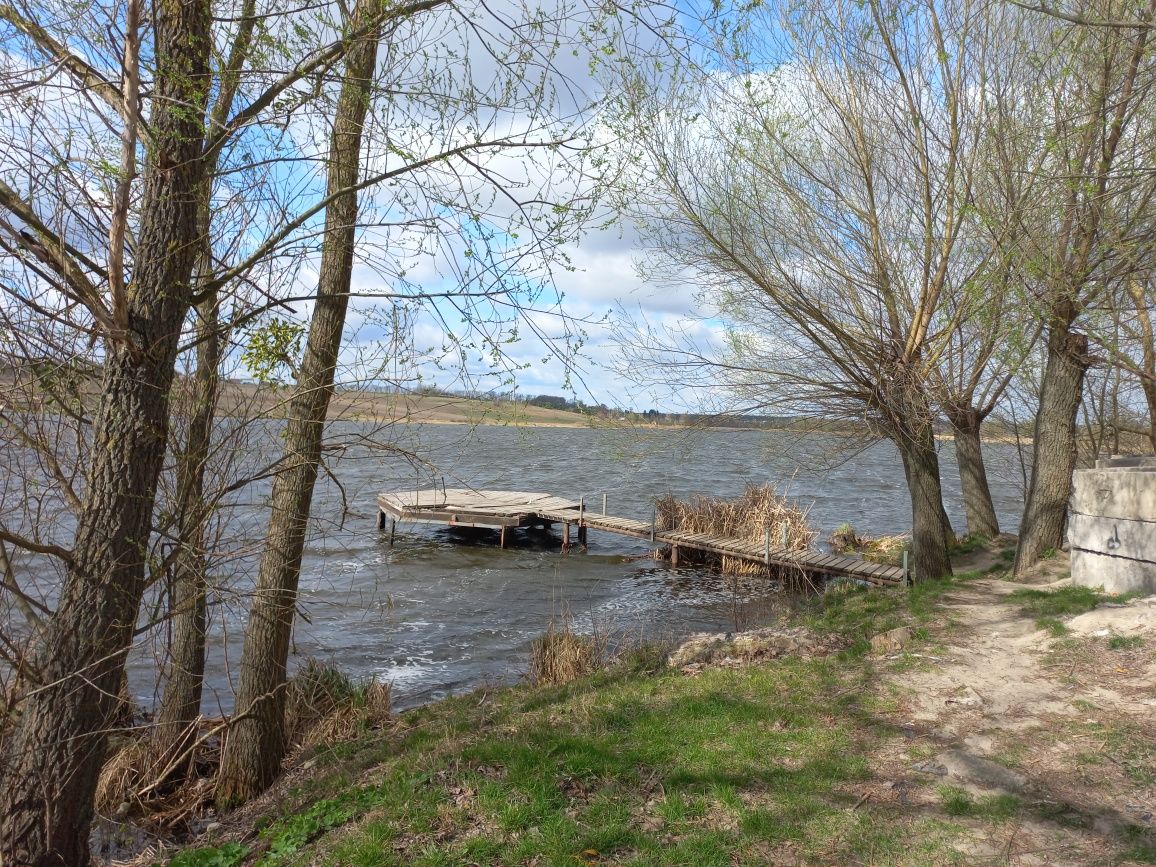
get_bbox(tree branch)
[0,524,72,562]
[0,3,125,112]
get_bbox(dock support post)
[650,506,656,543]
[602,493,607,515]
[764,527,771,565]
[377,509,386,530]
[671,544,679,567]
[578,524,587,548]
[389,519,396,547]
[902,549,910,586]
[500,526,508,549]
[562,521,570,552]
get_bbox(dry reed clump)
[286,658,392,752]
[95,660,391,826]
[828,523,908,565]
[94,722,222,831]
[655,484,817,577]
[95,738,151,816]
[528,619,605,686]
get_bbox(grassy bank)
[172,557,1156,866]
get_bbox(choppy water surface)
[130,424,1027,712]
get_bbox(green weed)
[1108,635,1144,650]
[1036,616,1068,637]
[938,786,1020,820]
[169,844,247,867]
[1009,585,1105,618]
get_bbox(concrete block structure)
[1069,456,1156,596]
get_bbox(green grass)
[806,572,973,656]
[949,534,989,555]
[170,574,1145,866]
[938,786,1021,820]
[1008,585,1107,618]
[1108,634,1144,650]
[171,581,976,866]
[1035,616,1068,637]
[217,658,924,866]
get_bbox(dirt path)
[873,563,1156,865]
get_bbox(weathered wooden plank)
[379,487,912,585]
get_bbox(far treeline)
[0,0,1153,865]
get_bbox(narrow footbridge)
[377,488,907,587]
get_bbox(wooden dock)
[377,488,908,586]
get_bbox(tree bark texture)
[215,7,380,805]
[896,423,954,582]
[0,0,211,861]
[1126,281,1156,452]
[1015,325,1090,576]
[153,294,220,759]
[152,0,257,766]
[947,407,1000,539]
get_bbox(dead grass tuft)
[288,658,392,751]
[529,618,605,686]
[655,484,816,578]
[95,739,151,815]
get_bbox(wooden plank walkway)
[377,488,907,586]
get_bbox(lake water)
[129,423,1028,713]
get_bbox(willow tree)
[0,0,435,857]
[933,32,1048,540]
[214,0,644,801]
[615,0,1007,579]
[1009,0,1156,573]
[0,0,214,858]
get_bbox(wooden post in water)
[671,544,679,567]
[562,521,571,552]
[602,493,607,515]
[389,519,396,547]
[377,509,386,530]
[650,506,656,543]
[500,525,508,549]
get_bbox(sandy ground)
[868,550,1156,865]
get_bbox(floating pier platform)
[377,488,907,586]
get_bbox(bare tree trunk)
[216,6,380,806]
[1126,280,1156,451]
[947,406,1000,538]
[151,0,255,769]
[152,295,220,759]
[895,424,954,581]
[1015,325,1090,575]
[0,0,211,857]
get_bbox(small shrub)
[950,534,988,555]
